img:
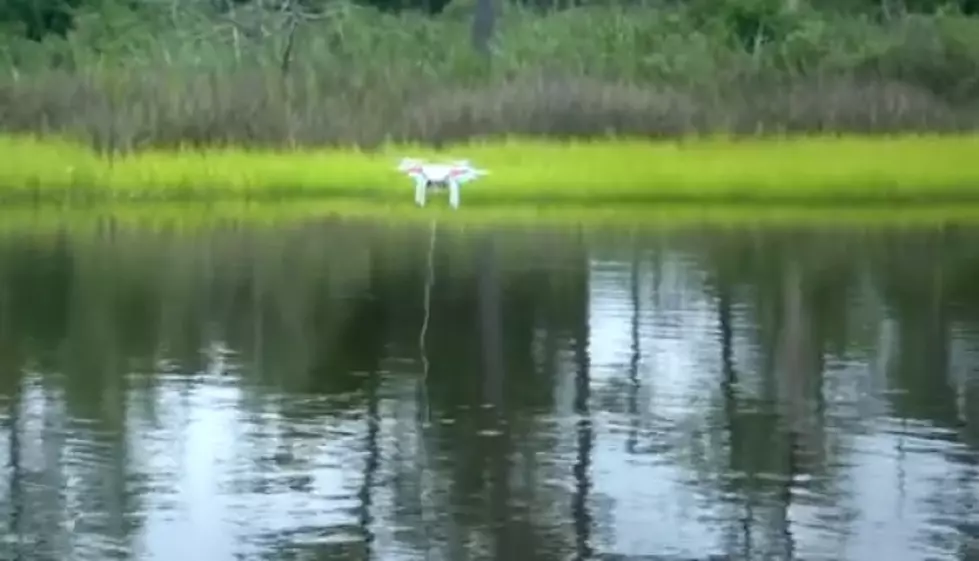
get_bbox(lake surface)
[0,216,977,561]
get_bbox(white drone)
[397,157,489,209]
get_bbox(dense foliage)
[0,0,977,147]
[2,0,977,42]
[3,0,977,44]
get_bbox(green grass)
[4,201,979,237]
[3,133,979,206]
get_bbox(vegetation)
[1,0,979,207]
[3,133,979,204]
[6,198,979,233]
[1,0,979,151]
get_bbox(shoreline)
[4,200,979,234]
[3,133,979,207]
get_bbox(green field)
[4,134,979,207]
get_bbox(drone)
[397,157,489,209]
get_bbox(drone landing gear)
[415,179,461,209]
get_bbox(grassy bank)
[4,133,979,205]
[3,2,979,213]
[6,200,979,237]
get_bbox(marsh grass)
[4,200,979,238]
[4,133,979,205]
[2,3,979,149]
[4,2,979,214]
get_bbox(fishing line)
[419,218,437,419]
[417,218,438,561]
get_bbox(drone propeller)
[397,157,425,172]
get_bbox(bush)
[0,0,977,149]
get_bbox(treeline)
[1,0,978,147]
[4,0,978,45]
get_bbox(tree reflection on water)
[0,219,976,561]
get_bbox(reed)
[4,133,979,206]
[3,4,979,151]
[4,201,979,238]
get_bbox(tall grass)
[1,1,979,150]
[3,133,979,205]
[5,200,979,236]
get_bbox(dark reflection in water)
[0,218,978,561]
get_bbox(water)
[0,217,977,561]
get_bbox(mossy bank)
[4,134,979,206]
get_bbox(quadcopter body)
[397,158,488,209]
